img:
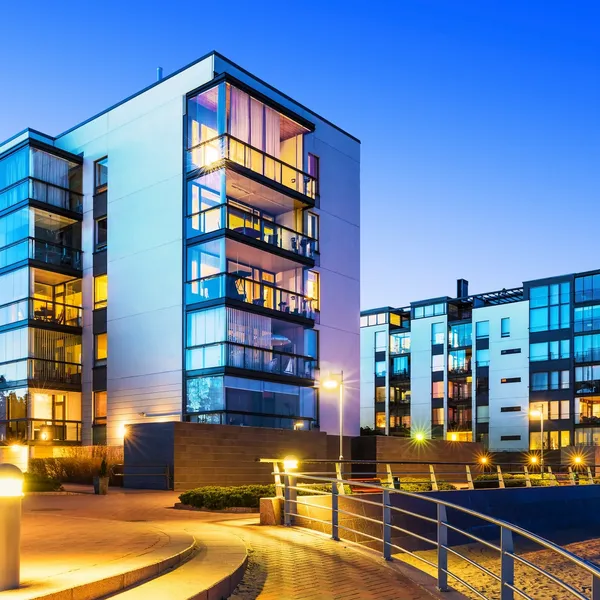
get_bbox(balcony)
[187,341,316,381]
[187,135,317,200]
[448,394,473,403]
[186,273,319,320]
[0,238,82,272]
[575,350,600,363]
[0,359,82,387]
[448,365,472,377]
[0,298,82,329]
[0,178,83,215]
[187,202,318,259]
[390,369,410,381]
[0,418,82,443]
[576,380,600,395]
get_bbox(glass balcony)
[0,418,82,443]
[0,238,82,271]
[0,178,83,215]
[186,203,318,258]
[186,273,319,320]
[0,359,81,387]
[187,341,316,380]
[187,135,317,199]
[0,298,82,328]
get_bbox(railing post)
[386,463,394,488]
[335,461,346,495]
[568,466,576,485]
[383,489,392,561]
[273,462,284,499]
[523,466,532,488]
[547,466,559,486]
[437,504,448,592]
[497,465,506,489]
[588,466,595,485]
[429,465,439,492]
[500,526,514,600]
[331,481,339,541]
[465,465,474,490]
[283,475,292,527]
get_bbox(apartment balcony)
[186,273,319,321]
[575,350,600,364]
[187,135,317,201]
[448,394,473,404]
[0,418,82,444]
[390,369,410,381]
[0,238,82,272]
[187,341,316,382]
[576,380,600,395]
[448,365,472,377]
[0,177,83,215]
[0,297,82,329]
[448,420,473,431]
[187,202,318,262]
[0,358,82,388]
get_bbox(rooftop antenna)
[156,66,163,82]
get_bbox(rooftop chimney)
[156,67,163,82]
[457,279,469,298]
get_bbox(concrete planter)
[94,476,109,495]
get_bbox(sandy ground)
[397,532,600,600]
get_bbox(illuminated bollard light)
[0,463,24,591]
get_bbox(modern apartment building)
[0,52,360,448]
[361,271,600,452]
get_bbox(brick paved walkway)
[225,520,432,600]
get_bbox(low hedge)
[24,472,62,492]
[394,477,456,492]
[474,473,555,488]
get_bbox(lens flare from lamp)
[574,456,583,464]
[283,456,298,471]
[415,433,425,442]
[450,433,458,442]
[480,456,488,465]
[322,379,338,390]
[530,456,538,464]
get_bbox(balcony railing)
[0,177,83,214]
[186,202,318,258]
[576,380,600,395]
[0,418,82,443]
[187,341,316,380]
[448,394,473,403]
[186,273,319,320]
[575,350,600,363]
[0,238,82,271]
[0,298,82,328]
[390,370,410,380]
[0,358,82,386]
[187,135,317,199]
[448,364,472,376]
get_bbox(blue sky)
[1,1,598,308]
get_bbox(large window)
[574,334,600,363]
[574,305,600,333]
[390,332,410,354]
[94,275,107,310]
[576,365,600,393]
[448,350,470,372]
[501,317,510,338]
[575,274,600,303]
[432,354,444,372]
[431,323,445,345]
[413,303,445,319]
[476,321,489,339]
[95,217,107,251]
[449,323,472,348]
[476,349,490,367]
[530,283,570,332]
[94,391,107,423]
[432,381,444,399]
[375,361,386,377]
[531,370,569,391]
[392,356,408,376]
[530,340,570,361]
[95,157,108,192]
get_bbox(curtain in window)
[187,307,226,347]
[265,107,280,158]
[31,150,70,208]
[230,88,250,143]
[226,308,271,348]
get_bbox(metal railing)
[0,418,82,442]
[0,177,83,214]
[0,297,83,328]
[187,134,317,199]
[276,465,600,599]
[110,464,172,490]
[186,202,318,257]
[186,273,319,320]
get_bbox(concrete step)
[105,527,247,600]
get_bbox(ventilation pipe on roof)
[457,279,469,298]
[156,67,163,82]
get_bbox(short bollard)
[0,463,24,591]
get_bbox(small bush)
[24,472,62,492]
[394,477,456,492]
[474,473,555,488]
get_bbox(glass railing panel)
[0,299,28,327]
[28,359,82,385]
[30,239,82,270]
[186,205,224,238]
[0,239,28,269]
[0,180,29,213]
[30,179,83,213]
[187,135,317,199]
[31,298,82,327]
[0,418,82,442]
[186,274,319,320]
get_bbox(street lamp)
[530,409,545,476]
[0,463,24,591]
[323,372,344,460]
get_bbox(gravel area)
[397,535,600,600]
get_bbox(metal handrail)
[279,470,600,598]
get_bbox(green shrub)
[24,472,62,492]
[394,477,456,492]
[474,473,555,488]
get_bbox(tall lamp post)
[323,371,344,460]
[530,409,545,476]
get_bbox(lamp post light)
[0,463,24,591]
[323,372,344,460]
[530,409,545,477]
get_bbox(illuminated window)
[389,313,401,326]
[95,333,107,365]
[432,354,444,372]
[432,322,445,345]
[306,271,319,311]
[94,391,107,423]
[432,381,444,399]
[375,412,386,428]
[432,407,444,425]
[375,361,386,377]
[94,275,107,310]
[390,332,410,354]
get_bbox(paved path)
[9,487,434,600]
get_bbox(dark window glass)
[95,158,108,191]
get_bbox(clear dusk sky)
[1,1,598,309]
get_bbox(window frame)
[94,157,108,193]
[95,216,107,251]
